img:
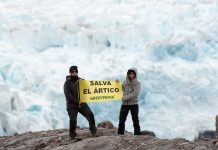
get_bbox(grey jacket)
[122,68,141,105]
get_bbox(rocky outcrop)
[216,115,218,139]
[197,130,216,141]
[1,121,218,150]
[197,115,218,141]
[97,120,114,129]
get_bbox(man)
[64,66,97,141]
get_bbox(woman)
[118,68,141,135]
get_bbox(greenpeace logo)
[90,95,115,100]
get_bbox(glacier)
[0,0,218,140]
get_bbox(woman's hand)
[115,79,119,82]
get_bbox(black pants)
[67,103,97,137]
[118,104,141,135]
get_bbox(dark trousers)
[118,104,141,135]
[67,103,97,137]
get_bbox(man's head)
[69,66,78,76]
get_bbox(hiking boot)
[69,136,83,142]
[134,132,141,135]
[118,132,124,135]
[69,132,77,138]
[69,136,76,142]
[92,133,99,137]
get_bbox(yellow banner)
[79,80,123,102]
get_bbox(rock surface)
[1,121,218,150]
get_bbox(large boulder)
[197,130,216,140]
[140,130,155,137]
[97,120,114,129]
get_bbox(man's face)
[70,70,78,76]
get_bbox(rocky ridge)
[1,120,218,150]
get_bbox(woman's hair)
[127,70,136,76]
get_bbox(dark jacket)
[122,67,141,105]
[64,75,81,109]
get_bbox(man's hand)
[115,79,119,82]
[79,102,84,108]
